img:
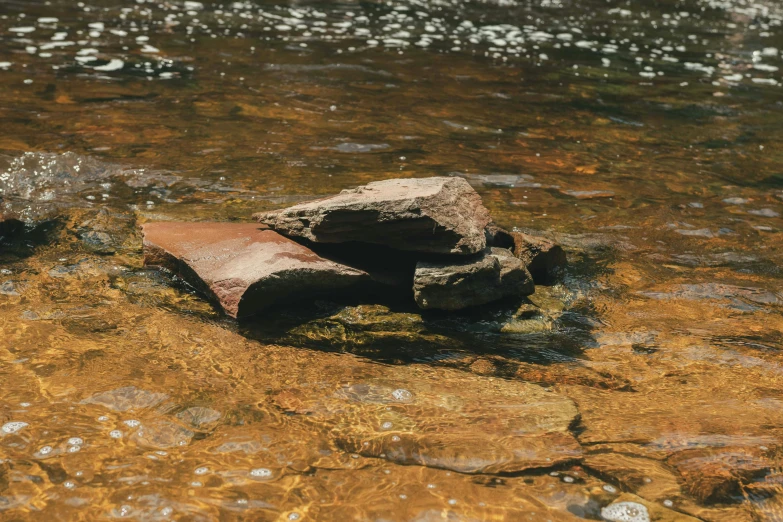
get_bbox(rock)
[82,386,169,411]
[413,247,534,310]
[666,447,771,504]
[485,224,566,283]
[176,406,223,428]
[142,222,368,318]
[271,365,581,474]
[484,221,516,250]
[270,303,458,354]
[254,177,491,255]
[74,208,138,255]
[129,419,195,449]
[511,232,567,283]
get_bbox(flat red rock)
[142,222,368,318]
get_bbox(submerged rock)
[254,177,491,255]
[413,247,534,310]
[142,222,368,318]
[271,365,581,474]
[176,406,222,428]
[129,419,195,449]
[666,447,771,504]
[82,386,169,411]
[74,207,138,255]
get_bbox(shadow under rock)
[236,285,598,369]
[0,218,62,262]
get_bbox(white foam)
[93,59,124,71]
[2,421,28,434]
[600,501,650,522]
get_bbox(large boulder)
[413,247,534,310]
[142,222,368,318]
[254,177,492,255]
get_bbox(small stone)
[413,248,534,310]
[486,225,566,283]
[510,232,567,283]
[254,177,491,255]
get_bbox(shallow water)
[1,0,783,520]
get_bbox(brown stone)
[413,247,534,310]
[142,222,368,318]
[254,177,492,255]
[667,447,771,504]
[485,224,566,283]
[512,232,567,283]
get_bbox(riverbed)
[1,0,783,519]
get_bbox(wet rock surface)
[140,178,562,316]
[73,208,139,255]
[254,177,492,255]
[271,364,581,474]
[486,224,567,283]
[667,447,772,504]
[511,232,568,284]
[413,247,534,310]
[142,222,369,318]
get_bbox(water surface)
[2,0,783,520]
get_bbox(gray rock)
[142,222,369,318]
[254,177,491,255]
[413,248,534,310]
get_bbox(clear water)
[1,0,783,519]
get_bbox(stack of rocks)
[142,177,565,318]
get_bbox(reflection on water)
[1,0,783,519]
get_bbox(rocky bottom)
[2,207,783,521]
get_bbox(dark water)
[1,0,783,520]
